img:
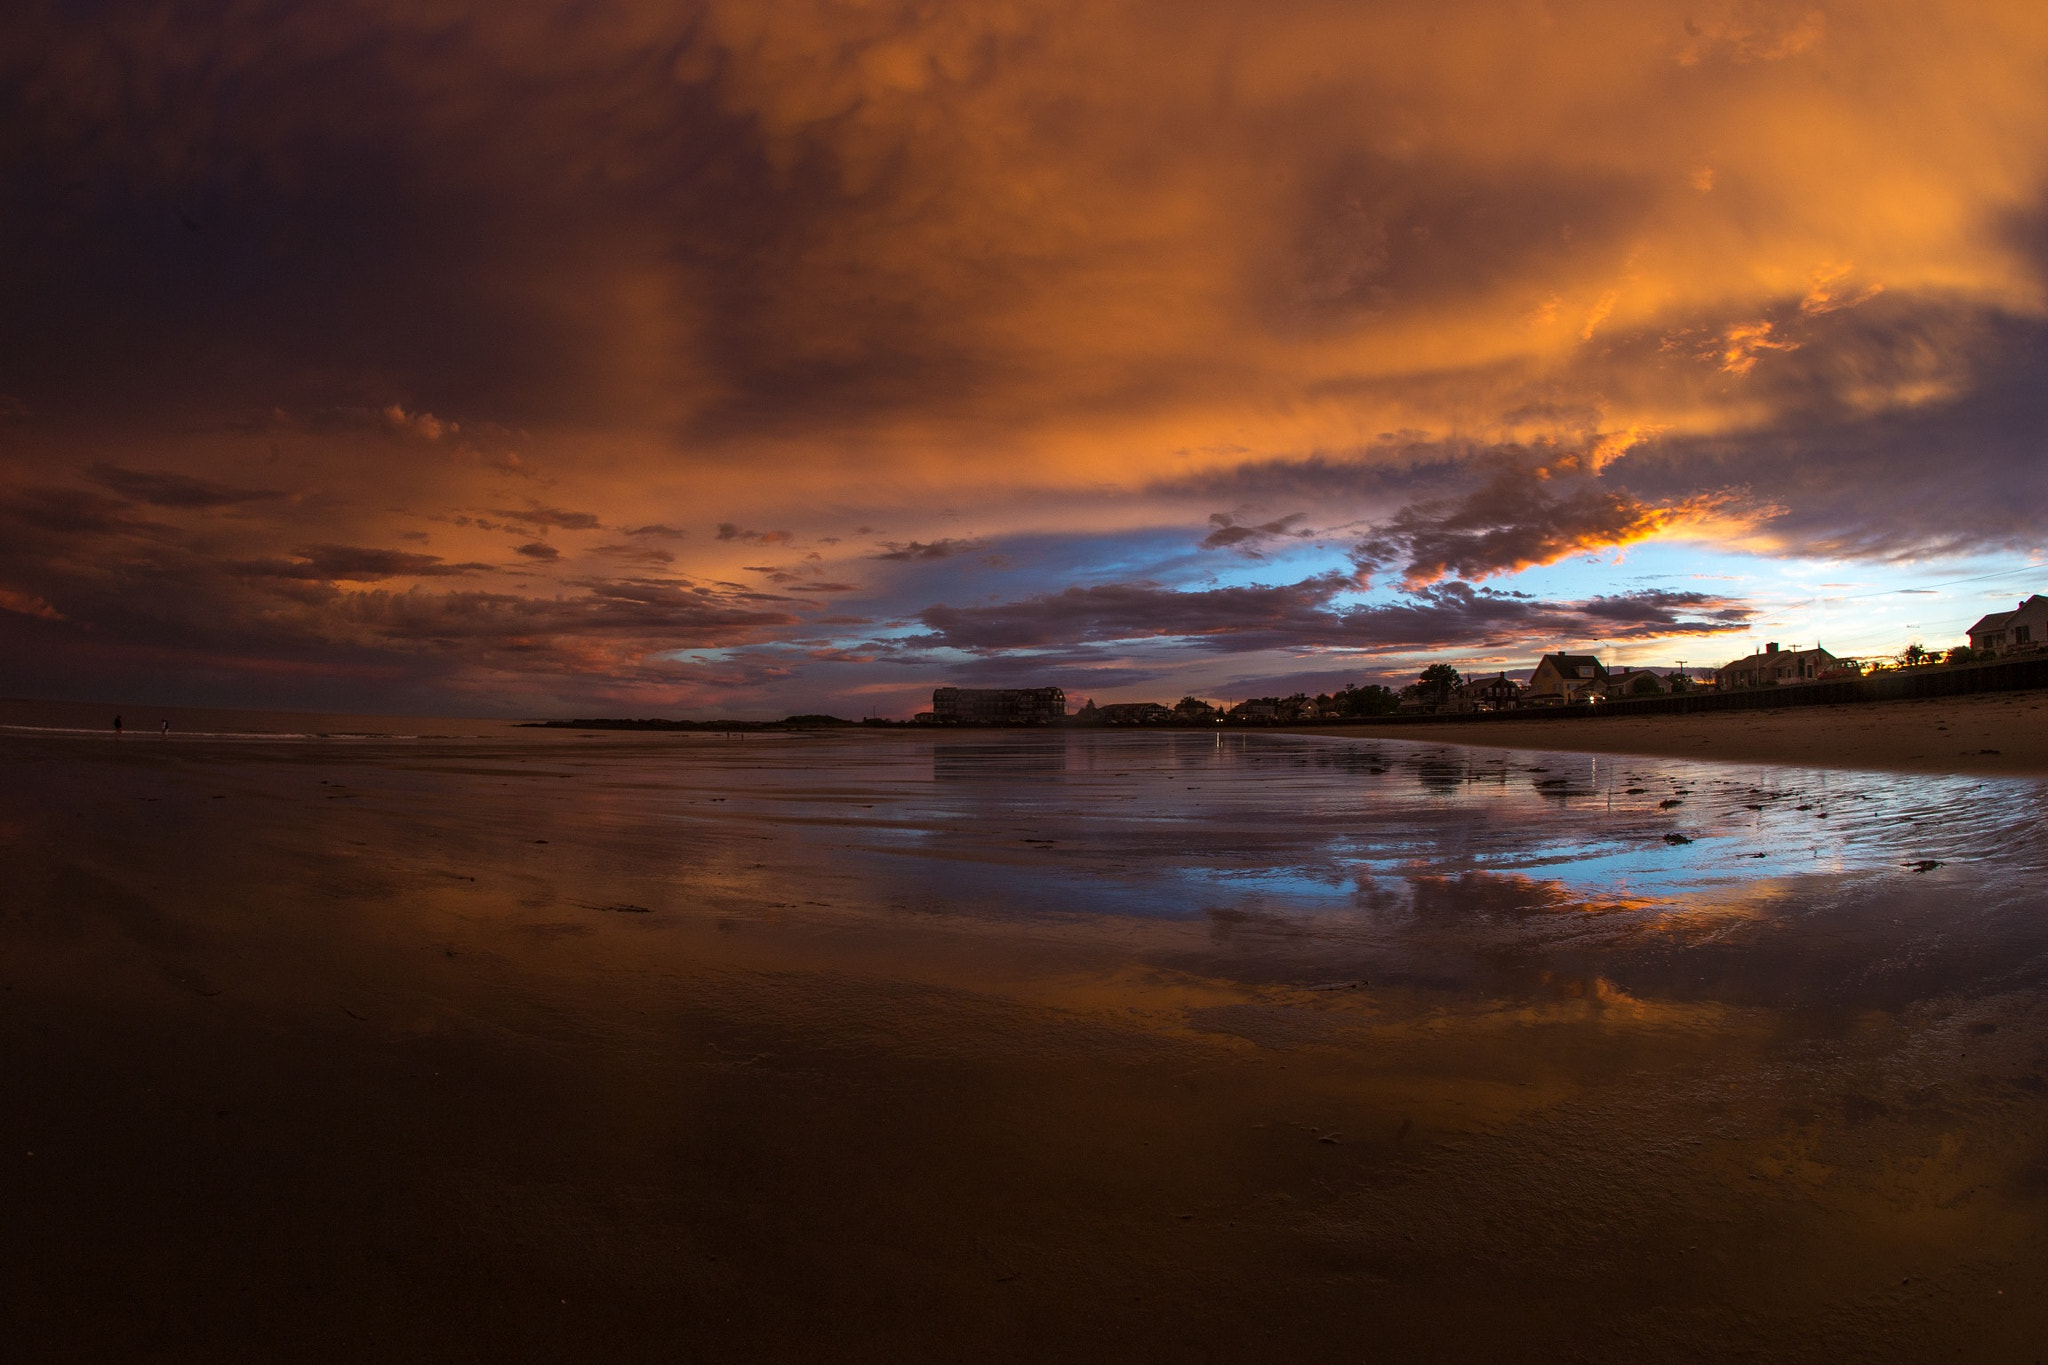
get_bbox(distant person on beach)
[160,719,169,738]
[113,714,122,738]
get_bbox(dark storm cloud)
[514,542,562,562]
[0,484,162,536]
[88,465,286,509]
[917,576,1748,656]
[1199,512,1313,555]
[588,542,675,567]
[230,545,487,581]
[335,579,798,645]
[718,524,794,545]
[1612,303,2048,561]
[872,538,984,561]
[1351,463,1706,588]
[490,504,602,532]
[943,655,1175,688]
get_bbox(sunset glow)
[4,0,2045,714]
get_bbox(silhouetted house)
[1604,666,1668,699]
[1717,643,1837,689]
[1228,697,1280,722]
[1172,696,1219,722]
[1967,595,2048,656]
[1526,654,1607,705]
[1453,672,1523,711]
[1277,693,1322,721]
[931,686,1067,725]
[1097,701,1175,725]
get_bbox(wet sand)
[4,727,2047,1361]
[1317,689,2048,777]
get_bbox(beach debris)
[1659,799,1683,808]
[1306,980,1367,991]
[1908,861,1943,874]
[1663,833,1693,845]
[1318,1132,1341,1144]
[599,902,651,913]
[1626,787,1647,795]
[1980,749,2002,755]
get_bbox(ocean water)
[4,722,2047,1359]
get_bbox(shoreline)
[1299,689,2048,777]
[11,691,2048,779]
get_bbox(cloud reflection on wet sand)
[2,729,2045,1359]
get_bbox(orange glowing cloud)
[1,0,2045,710]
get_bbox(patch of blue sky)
[1469,540,2045,669]
[984,526,1203,588]
[1185,541,1357,592]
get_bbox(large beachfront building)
[930,686,1068,725]
[1525,654,1607,704]
[1717,643,1839,689]
[1966,595,2048,656]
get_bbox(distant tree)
[1667,672,1694,692]
[1331,684,1398,717]
[1417,662,1462,707]
[1945,645,1974,666]
[1900,641,1930,667]
[1629,670,1663,695]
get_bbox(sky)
[2,0,2045,718]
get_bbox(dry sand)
[1313,688,2048,776]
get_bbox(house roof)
[1535,653,1604,674]
[1719,645,1836,671]
[1968,595,2048,635]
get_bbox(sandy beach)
[1315,689,2048,777]
[4,724,2047,1361]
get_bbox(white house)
[1966,595,2048,656]
[1526,653,1606,704]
